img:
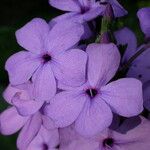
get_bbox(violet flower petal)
[16,18,49,54]
[44,91,86,128]
[114,27,137,63]
[17,112,42,150]
[86,43,120,87]
[5,51,41,85]
[0,107,28,135]
[32,64,56,101]
[49,0,81,12]
[101,78,143,117]
[45,21,84,55]
[12,95,43,116]
[52,49,87,87]
[75,98,113,137]
[137,7,150,38]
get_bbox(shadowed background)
[0,0,150,149]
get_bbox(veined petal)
[17,112,42,150]
[137,8,150,38]
[52,49,87,87]
[44,91,86,128]
[16,18,49,54]
[33,64,56,102]
[12,94,43,116]
[108,0,128,17]
[27,126,59,150]
[5,51,41,85]
[45,21,84,55]
[114,27,137,63]
[86,43,120,87]
[101,78,143,117]
[3,84,25,105]
[75,98,113,137]
[82,4,105,21]
[49,0,81,12]
[0,107,28,135]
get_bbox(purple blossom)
[59,117,150,150]
[137,7,150,39]
[115,27,150,83]
[45,43,143,136]
[114,27,137,64]
[100,0,128,17]
[49,0,105,23]
[115,27,150,110]
[49,0,127,24]
[0,84,59,150]
[5,18,87,101]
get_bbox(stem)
[95,3,114,43]
[121,43,150,71]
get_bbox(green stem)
[95,4,114,43]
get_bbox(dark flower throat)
[42,54,51,63]
[86,88,98,98]
[103,138,114,148]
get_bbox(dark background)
[0,0,150,149]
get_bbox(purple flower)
[5,18,87,101]
[143,81,150,111]
[45,43,143,136]
[137,7,150,39]
[26,125,59,150]
[115,27,150,83]
[114,27,137,64]
[115,27,150,110]
[0,84,59,150]
[59,117,150,150]
[49,0,105,23]
[100,0,128,17]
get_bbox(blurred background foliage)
[0,0,150,149]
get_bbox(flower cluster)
[0,0,150,150]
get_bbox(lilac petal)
[108,0,128,17]
[113,117,150,150]
[82,4,105,22]
[27,126,59,150]
[50,15,93,39]
[16,18,49,54]
[5,51,41,85]
[12,94,43,116]
[143,81,150,111]
[75,98,113,137]
[101,78,143,117]
[0,107,28,135]
[17,112,42,150]
[52,49,87,87]
[86,43,120,87]
[114,27,137,63]
[49,12,80,27]
[45,21,84,55]
[33,64,56,102]
[82,22,93,39]
[3,84,25,104]
[49,0,80,12]
[42,115,57,130]
[127,46,150,83]
[44,91,86,128]
[137,8,150,38]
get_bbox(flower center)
[81,6,90,14]
[86,88,98,98]
[42,54,51,63]
[42,143,49,150]
[103,138,114,148]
